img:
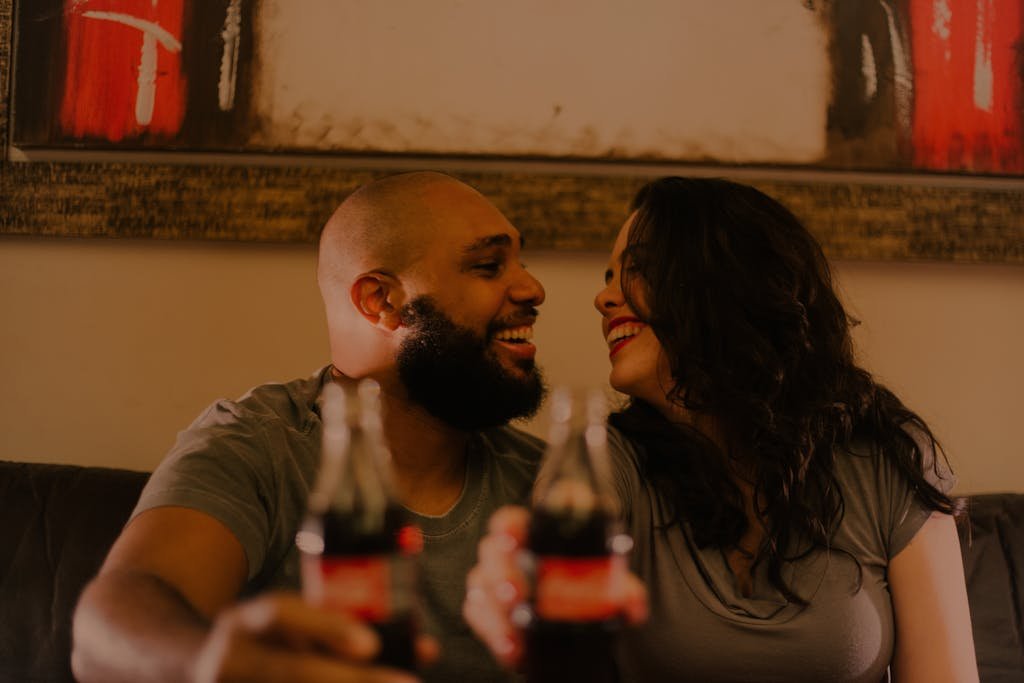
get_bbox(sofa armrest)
[0,460,149,683]
[957,493,1024,683]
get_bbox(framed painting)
[1,0,1022,261]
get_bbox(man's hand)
[462,506,648,669]
[194,592,438,683]
[72,507,437,683]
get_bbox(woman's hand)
[462,506,649,669]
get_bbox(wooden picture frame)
[1,0,1021,262]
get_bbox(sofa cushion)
[0,460,148,683]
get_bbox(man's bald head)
[317,171,481,288]
[318,171,513,378]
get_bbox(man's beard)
[396,296,545,430]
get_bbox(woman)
[464,177,977,682]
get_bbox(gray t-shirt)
[134,367,544,683]
[606,426,953,683]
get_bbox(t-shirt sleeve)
[606,426,644,525]
[884,426,957,559]
[132,400,277,581]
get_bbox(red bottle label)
[535,555,623,621]
[317,556,391,622]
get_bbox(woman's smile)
[606,316,647,358]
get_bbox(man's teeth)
[494,326,533,342]
[607,323,644,345]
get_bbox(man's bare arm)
[71,506,249,682]
[71,507,416,683]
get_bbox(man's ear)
[350,272,404,331]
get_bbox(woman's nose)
[594,281,621,314]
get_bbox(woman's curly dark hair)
[608,176,957,604]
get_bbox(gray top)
[134,367,544,683]
[606,426,952,683]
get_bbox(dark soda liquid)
[524,618,619,683]
[525,508,620,683]
[528,508,611,556]
[320,504,408,554]
[369,613,417,672]
[317,505,417,671]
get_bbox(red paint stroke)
[910,0,1024,173]
[60,0,187,143]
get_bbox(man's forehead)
[460,232,525,254]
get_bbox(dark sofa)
[1,460,1021,682]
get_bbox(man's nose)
[510,269,546,306]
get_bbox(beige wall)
[1,235,1021,494]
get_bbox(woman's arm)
[888,512,978,682]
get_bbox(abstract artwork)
[12,0,1024,176]
[2,0,1021,261]
[13,0,256,148]
[828,0,1024,174]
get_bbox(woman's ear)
[350,272,404,331]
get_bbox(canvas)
[12,0,1024,176]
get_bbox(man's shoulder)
[190,367,329,435]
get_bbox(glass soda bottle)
[522,387,627,683]
[297,379,422,671]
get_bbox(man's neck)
[380,393,471,517]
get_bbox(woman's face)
[593,214,675,409]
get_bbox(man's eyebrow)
[461,233,518,253]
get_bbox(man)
[71,171,548,683]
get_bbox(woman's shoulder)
[605,424,648,480]
[606,423,643,455]
[832,435,955,561]
[835,428,955,497]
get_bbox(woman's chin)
[607,373,636,400]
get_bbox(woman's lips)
[609,336,634,358]
[606,317,645,358]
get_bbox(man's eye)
[474,261,502,275]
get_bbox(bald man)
[72,172,548,683]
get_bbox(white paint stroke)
[933,0,952,41]
[973,0,994,112]
[81,11,182,51]
[136,31,158,125]
[933,0,953,61]
[861,34,878,101]
[879,0,913,136]
[82,9,182,127]
[219,0,242,111]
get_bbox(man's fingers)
[236,646,421,683]
[198,594,426,683]
[234,593,379,660]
